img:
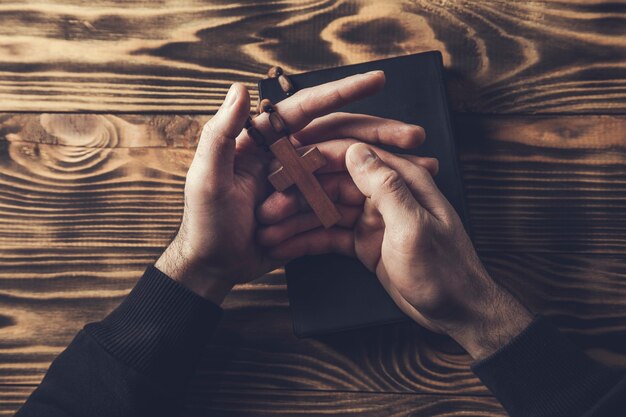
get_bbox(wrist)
[155,237,233,305]
[450,284,533,361]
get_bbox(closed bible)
[259,51,469,337]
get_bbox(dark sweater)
[16,266,626,417]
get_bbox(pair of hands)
[155,72,531,360]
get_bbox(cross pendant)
[268,137,342,229]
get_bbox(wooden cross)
[247,98,341,229]
[267,138,342,228]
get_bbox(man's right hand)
[259,143,533,361]
[344,143,533,360]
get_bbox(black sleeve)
[16,265,222,417]
[472,316,626,417]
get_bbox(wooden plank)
[0,268,477,390]
[0,385,506,417]
[1,253,626,392]
[458,114,626,252]
[0,385,33,417]
[170,253,626,391]
[0,113,208,148]
[2,114,626,395]
[3,113,626,252]
[0,1,625,113]
[183,389,506,416]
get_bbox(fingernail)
[349,145,377,168]
[224,84,238,107]
[365,70,384,76]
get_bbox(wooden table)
[1,1,625,415]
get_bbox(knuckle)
[289,89,313,115]
[378,168,404,194]
[295,99,309,120]
[373,125,384,143]
[412,164,429,178]
[329,88,347,107]
[292,85,309,98]
[441,210,462,231]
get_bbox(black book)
[259,51,468,337]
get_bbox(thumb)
[346,143,422,226]
[193,83,250,191]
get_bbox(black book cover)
[259,51,468,337]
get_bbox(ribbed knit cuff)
[85,265,222,391]
[472,316,619,417]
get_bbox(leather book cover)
[258,51,469,337]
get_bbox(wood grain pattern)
[2,113,626,405]
[183,388,506,417]
[194,252,626,393]
[0,386,33,417]
[2,253,626,391]
[0,385,506,417]
[457,115,626,252]
[4,2,626,414]
[0,0,625,113]
[0,113,208,148]
[3,113,626,252]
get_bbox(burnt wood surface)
[0,0,624,113]
[1,1,626,416]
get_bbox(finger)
[257,205,361,247]
[346,143,423,228]
[260,147,438,226]
[249,71,385,144]
[312,140,438,175]
[292,112,425,149]
[359,200,384,232]
[257,173,364,224]
[194,83,250,191]
[267,228,355,260]
[269,139,439,176]
[365,149,451,221]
